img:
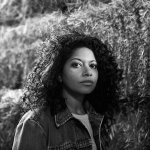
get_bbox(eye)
[71,62,82,68]
[90,63,97,69]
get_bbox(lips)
[80,80,94,85]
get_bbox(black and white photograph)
[0,0,150,150]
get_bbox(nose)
[82,65,92,77]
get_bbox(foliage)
[0,0,104,25]
[0,50,37,89]
[0,12,67,89]
[0,0,69,22]
[0,89,23,150]
[107,99,150,150]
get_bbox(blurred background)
[0,0,150,149]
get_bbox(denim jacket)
[12,102,104,150]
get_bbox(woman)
[12,32,122,150]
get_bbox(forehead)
[70,47,96,60]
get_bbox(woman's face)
[62,47,98,96]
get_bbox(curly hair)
[22,32,122,116]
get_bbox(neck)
[62,89,86,115]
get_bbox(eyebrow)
[71,58,97,63]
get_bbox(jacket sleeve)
[12,119,47,150]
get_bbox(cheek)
[62,68,79,85]
[94,70,98,82]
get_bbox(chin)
[77,89,94,95]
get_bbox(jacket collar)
[55,100,104,128]
[55,107,73,127]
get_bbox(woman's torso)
[12,104,105,150]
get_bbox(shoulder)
[18,107,52,136]
[20,107,49,122]
[13,108,52,149]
